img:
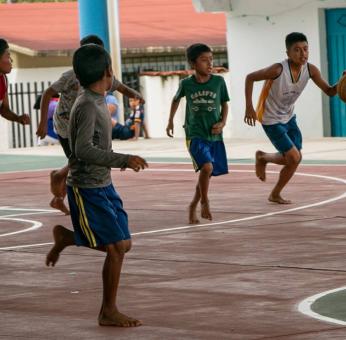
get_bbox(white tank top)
[257,59,310,125]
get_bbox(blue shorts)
[67,184,130,248]
[262,115,302,154]
[112,123,134,140]
[187,138,228,176]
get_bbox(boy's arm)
[116,83,145,104]
[74,105,147,171]
[309,63,337,97]
[212,102,228,135]
[36,86,58,138]
[132,122,141,140]
[166,98,180,137]
[0,91,30,124]
[244,63,282,126]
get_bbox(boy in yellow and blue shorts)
[166,43,229,224]
[45,44,147,327]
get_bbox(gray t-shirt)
[52,69,120,138]
[67,88,129,188]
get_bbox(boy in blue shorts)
[244,32,339,204]
[36,35,144,215]
[166,43,229,224]
[46,44,147,327]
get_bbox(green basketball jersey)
[174,74,230,141]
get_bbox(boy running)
[36,35,144,214]
[0,39,30,125]
[166,43,229,223]
[244,32,339,204]
[46,44,147,327]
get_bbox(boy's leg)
[49,134,71,214]
[189,184,201,224]
[99,240,142,327]
[50,165,70,215]
[256,147,301,203]
[46,224,75,266]
[143,123,150,139]
[199,163,213,220]
[269,147,301,204]
[255,150,286,181]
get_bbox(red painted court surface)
[1,163,346,339]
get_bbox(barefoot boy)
[0,39,30,125]
[166,43,229,223]
[36,35,144,214]
[244,32,339,204]
[46,44,147,327]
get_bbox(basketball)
[337,74,346,102]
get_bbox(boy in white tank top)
[244,32,339,204]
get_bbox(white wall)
[0,119,10,151]
[0,67,70,150]
[194,0,346,138]
[7,66,70,85]
[140,72,232,138]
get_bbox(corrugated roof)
[0,1,226,55]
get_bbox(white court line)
[0,168,346,251]
[298,286,346,326]
[0,161,346,178]
[0,206,55,212]
[0,210,57,238]
[0,211,56,219]
[0,217,42,238]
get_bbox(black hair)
[0,39,9,57]
[285,32,308,49]
[186,43,212,63]
[80,35,104,47]
[73,44,111,87]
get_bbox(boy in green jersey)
[166,43,230,224]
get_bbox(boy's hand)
[244,106,257,126]
[166,121,174,137]
[36,121,47,138]
[212,121,225,135]
[127,155,148,172]
[18,114,31,125]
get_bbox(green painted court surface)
[312,290,346,322]
[1,154,346,173]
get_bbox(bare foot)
[201,201,212,220]
[99,310,142,327]
[268,194,292,204]
[189,203,200,224]
[46,225,74,267]
[255,150,267,182]
[50,197,70,215]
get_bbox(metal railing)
[8,81,51,148]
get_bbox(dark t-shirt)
[67,88,129,188]
[174,74,229,141]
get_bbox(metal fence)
[8,81,51,148]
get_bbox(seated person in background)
[106,92,133,140]
[126,97,150,140]
[34,94,59,146]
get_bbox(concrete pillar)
[77,0,110,51]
